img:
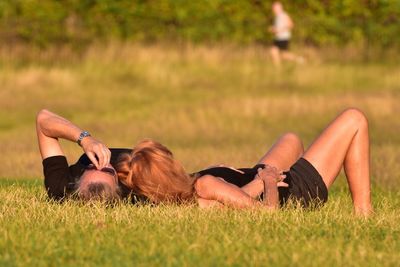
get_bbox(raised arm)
[36,109,110,169]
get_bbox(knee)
[342,108,369,128]
[282,132,304,153]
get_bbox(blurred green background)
[1,0,400,53]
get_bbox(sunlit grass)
[0,44,399,266]
[1,180,399,266]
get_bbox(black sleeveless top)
[194,164,265,187]
[193,164,292,204]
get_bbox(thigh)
[303,110,359,188]
[272,40,280,48]
[258,133,303,171]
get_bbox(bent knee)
[282,132,304,153]
[342,108,368,127]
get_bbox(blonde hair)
[116,139,195,203]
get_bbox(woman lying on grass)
[115,108,372,216]
[36,108,372,216]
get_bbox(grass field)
[1,44,400,266]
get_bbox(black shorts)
[279,158,328,208]
[273,40,290,51]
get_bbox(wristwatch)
[77,131,91,146]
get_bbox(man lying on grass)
[37,108,372,216]
[37,109,142,202]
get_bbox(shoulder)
[194,174,225,198]
[42,155,74,200]
[43,155,68,169]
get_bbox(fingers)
[98,151,105,169]
[86,152,100,169]
[92,145,105,169]
[81,137,111,169]
[106,147,111,165]
[103,147,111,168]
[277,182,289,187]
[87,144,110,169]
[101,147,110,168]
[258,165,285,183]
[97,146,111,169]
[277,173,286,182]
[263,165,279,173]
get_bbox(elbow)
[194,175,214,199]
[36,109,53,135]
[36,109,51,126]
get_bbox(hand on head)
[80,137,111,169]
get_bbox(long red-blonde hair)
[116,139,195,203]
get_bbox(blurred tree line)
[0,0,399,49]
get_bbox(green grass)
[1,180,399,266]
[0,44,399,266]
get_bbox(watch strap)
[77,131,91,146]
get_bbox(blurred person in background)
[269,1,304,66]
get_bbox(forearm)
[36,109,110,168]
[195,175,261,209]
[241,178,264,198]
[37,109,83,142]
[263,179,279,210]
[216,189,260,208]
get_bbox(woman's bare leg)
[258,132,304,170]
[242,133,304,197]
[303,108,372,215]
[270,46,282,67]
